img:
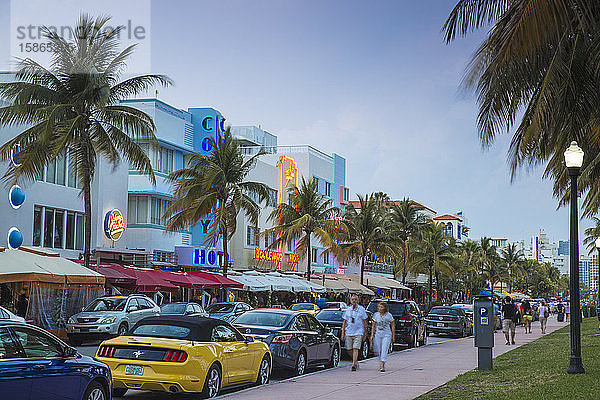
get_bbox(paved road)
[77,335,450,398]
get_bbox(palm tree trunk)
[435,269,440,302]
[428,262,433,305]
[306,232,311,281]
[360,255,365,286]
[81,148,92,270]
[221,224,228,301]
[402,241,409,284]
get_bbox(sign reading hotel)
[104,209,125,241]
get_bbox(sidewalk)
[222,317,565,400]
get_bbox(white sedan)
[0,305,25,322]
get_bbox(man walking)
[501,297,519,345]
[341,294,368,371]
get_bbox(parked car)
[321,301,348,310]
[206,302,252,322]
[315,308,372,359]
[290,303,321,315]
[0,321,111,400]
[451,303,473,319]
[160,302,208,317]
[367,299,427,348]
[233,309,340,375]
[0,305,25,322]
[426,306,473,337]
[97,315,271,398]
[66,294,160,345]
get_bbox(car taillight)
[397,315,412,323]
[272,334,292,344]
[163,350,188,362]
[98,345,116,358]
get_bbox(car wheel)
[360,340,369,360]
[255,355,270,386]
[327,345,340,368]
[118,323,128,336]
[202,364,221,399]
[82,381,107,400]
[295,350,307,376]
[111,388,128,398]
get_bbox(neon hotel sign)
[255,248,300,264]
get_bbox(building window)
[343,188,349,202]
[268,189,278,207]
[323,252,330,265]
[443,223,453,238]
[151,197,170,225]
[247,226,260,247]
[324,181,331,197]
[311,248,318,264]
[287,237,295,253]
[34,206,84,250]
[36,150,81,189]
[128,195,171,226]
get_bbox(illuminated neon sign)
[278,156,298,205]
[255,248,283,262]
[287,253,300,264]
[104,209,125,241]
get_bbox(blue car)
[0,321,112,400]
[206,301,253,322]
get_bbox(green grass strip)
[417,318,600,400]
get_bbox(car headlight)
[68,317,76,324]
[100,316,116,324]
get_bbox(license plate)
[437,323,444,327]
[124,365,144,376]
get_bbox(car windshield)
[367,302,409,315]
[291,304,315,311]
[234,311,291,327]
[207,303,235,313]
[324,302,343,308]
[84,298,127,312]
[131,324,191,339]
[430,308,460,316]
[316,310,344,321]
[160,303,187,315]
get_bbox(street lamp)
[564,141,585,374]
[595,237,600,306]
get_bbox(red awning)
[106,265,179,293]
[98,265,137,286]
[188,270,243,288]
[157,271,220,288]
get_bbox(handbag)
[544,308,549,318]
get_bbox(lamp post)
[595,237,600,306]
[564,141,585,374]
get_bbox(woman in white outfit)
[370,301,395,372]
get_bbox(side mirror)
[245,335,254,343]
[63,346,78,358]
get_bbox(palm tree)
[265,177,338,281]
[389,198,425,284]
[500,243,524,293]
[583,217,600,254]
[443,2,600,216]
[332,194,397,285]
[457,239,481,300]
[411,222,456,305]
[165,128,271,282]
[0,15,170,268]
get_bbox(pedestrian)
[370,301,395,372]
[521,300,532,333]
[565,302,570,322]
[493,300,501,332]
[341,294,368,371]
[501,297,519,345]
[538,301,549,334]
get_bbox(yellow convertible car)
[290,303,321,315]
[96,315,271,398]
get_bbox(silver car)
[66,295,160,345]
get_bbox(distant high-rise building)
[579,254,598,292]
[558,240,570,256]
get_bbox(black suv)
[367,299,427,348]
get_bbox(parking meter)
[474,295,494,370]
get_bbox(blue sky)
[0,0,589,245]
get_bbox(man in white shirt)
[341,294,368,371]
